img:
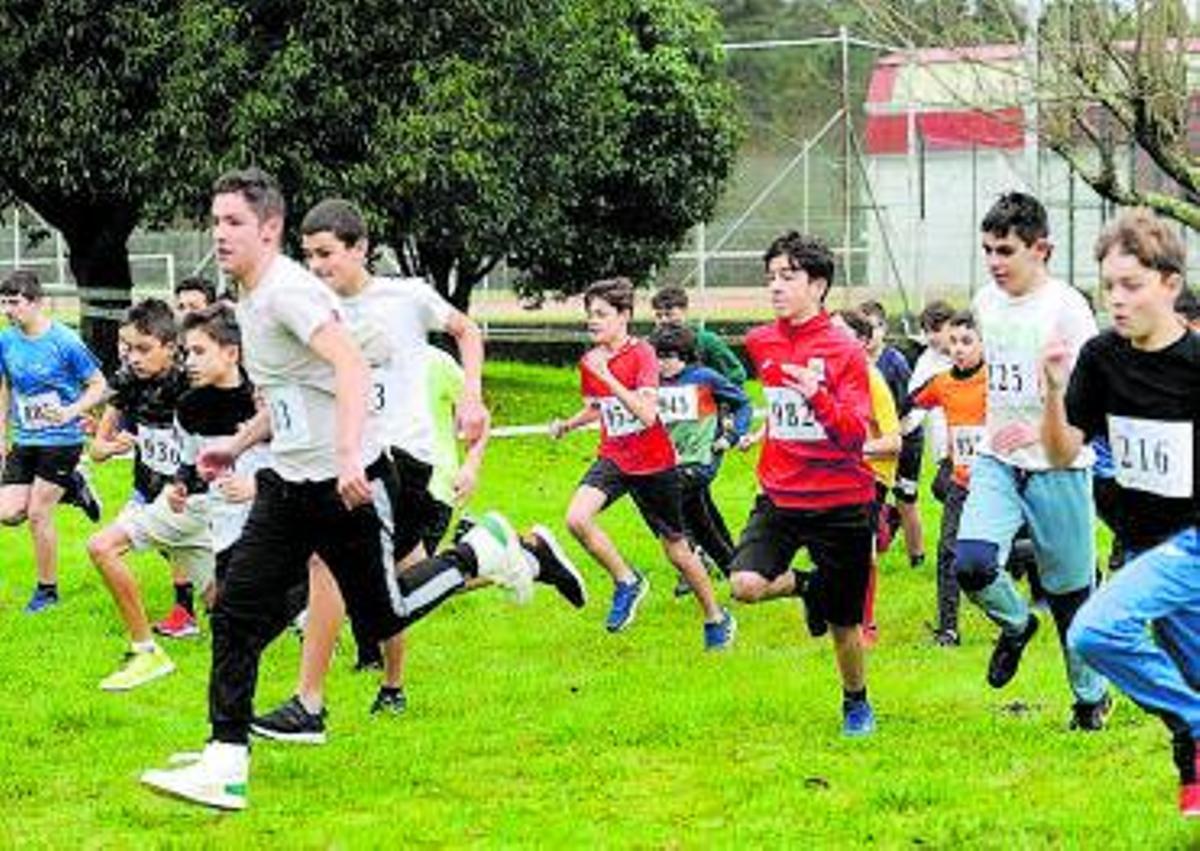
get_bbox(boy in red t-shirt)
[908,310,987,647]
[729,233,878,736]
[550,278,734,649]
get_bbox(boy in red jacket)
[729,233,877,735]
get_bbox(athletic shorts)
[580,457,686,540]
[385,447,445,560]
[730,495,873,626]
[116,491,215,590]
[1,443,81,489]
[419,500,454,557]
[893,433,924,503]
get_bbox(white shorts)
[116,491,215,590]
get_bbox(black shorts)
[419,500,454,556]
[893,432,924,503]
[1,443,82,489]
[216,454,408,646]
[580,457,686,540]
[730,496,873,626]
[384,447,446,559]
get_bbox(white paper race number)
[368,368,389,417]
[15,391,61,430]
[137,425,181,476]
[1108,415,1193,498]
[950,425,986,467]
[266,385,313,452]
[764,386,825,442]
[597,396,646,437]
[657,385,699,424]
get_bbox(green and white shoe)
[141,741,248,811]
[100,644,176,692]
[463,511,533,604]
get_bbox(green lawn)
[0,361,1190,848]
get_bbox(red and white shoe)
[1181,781,1200,818]
[153,605,200,639]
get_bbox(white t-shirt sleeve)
[1057,288,1099,366]
[411,281,455,332]
[270,283,341,346]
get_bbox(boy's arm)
[582,350,659,426]
[453,414,490,505]
[1041,338,1088,467]
[550,404,599,439]
[309,319,371,508]
[89,404,135,461]
[59,369,108,423]
[705,367,753,440]
[786,353,869,452]
[0,374,8,458]
[445,309,488,442]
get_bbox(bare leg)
[663,536,722,620]
[898,501,924,561]
[566,486,634,584]
[296,557,344,712]
[28,478,66,586]
[86,525,152,642]
[831,624,866,691]
[730,569,797,603]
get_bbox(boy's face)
[925,321,952,356]
[212,192,280,282]
[174,288,210,318]
[586,297,628,346]
[947,325,982,370]
[184,327,239,387]
[1101,246,1180,344]
[122,327,175,379]
[865,313,887,355]
[657,352,685,379]
[765,255,825,323]
[302,230,368,296]
[1,293,40,330]
[982,230,1049,296]
[653,305,686,327]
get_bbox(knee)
[954,540,1000,592]
[565,509,592,541]
[729,571,761,603]
[1066,615,1106,662]
[86,531,118,566]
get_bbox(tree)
[856,0,1200,229]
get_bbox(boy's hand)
[452,466,479,506]
[992,422,1039,454]
[780,363,821,399]
[1041,337,1072,394]
[582,349,612,380]
[455,395,489,443]
[215,474,256,504]
[548,418,568,440]
[197,438,237,482]
[336,456,371,510]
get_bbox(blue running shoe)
[842,699,876,737]
[703,608,737,651]
[605,571,648,633]
[24,587,59,614]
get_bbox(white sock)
[521,549,541,578]
[132,639,157,654]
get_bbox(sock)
[132,639,157,654]
[37,582,58,597]
[843,686,868,705]
[520,547,541,579]
[174,582,195,615]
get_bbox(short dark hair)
[300,198,369,247]
[648,322,698,362]
[764,232,835,299]
[175,276,216,306]
[981,191,1048,245]
[584,277,635,315]
[919,300,955,332]
[833,309,873,343]
[1175,287,1200,322]
[650,286,689,311]
[181,303,240,349]
[0,269,43,301]
[212,167,286,224]
[947,309,978,332]
[123,298,177,345]
[858,300,887,325]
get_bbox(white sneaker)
[141,741,249,811]
[462,511,533,604]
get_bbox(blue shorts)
[957,454,1095,594]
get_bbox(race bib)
[657,385,699,424]
[596,396,646,438]
[368,368,390,418]
[1108,415,1193,498]
[764,386,826,442]
[14,391,60,430]
[985,353,1039,404]
[950,425,986,467]
[137,425,181,476]
[265,385,313,453]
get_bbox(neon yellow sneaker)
[100,644,176,692]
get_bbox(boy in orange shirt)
[909,310,986,646]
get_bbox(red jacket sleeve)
[806,347,869,452]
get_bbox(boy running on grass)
[953,191,1111,731]
[904,300,955,501]
[728,232,877,736]
[1042,208,1200,817]
[88,300,200,641]
[250,198,585,740]
[139,168,540,811]
[550,277,734,648]
[648,322,752,588]
[908,310,986,646]
[0,270,107,612]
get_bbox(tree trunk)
[59,218,136,375]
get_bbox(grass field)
[0,361,1192,849]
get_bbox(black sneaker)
[796,572,827,638]
[370,687,408,716]
[1069,692,1113,731]
[527,525,587,609]
[987,614,1039,688]
[250,696,327,744]
[63,467,103,522]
